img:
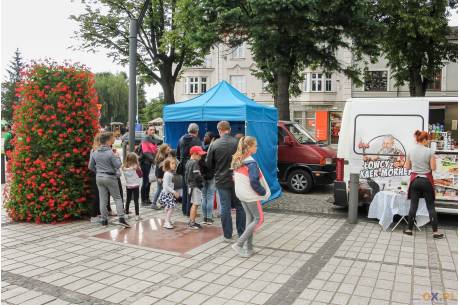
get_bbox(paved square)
[1,202,457,305]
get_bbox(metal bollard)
[1,154,5,184]
[348,173,359,224]
[122,142,127,162]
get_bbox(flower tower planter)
[5,62,100,223]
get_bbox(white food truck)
[334,97,458,214]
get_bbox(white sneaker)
[163,222,174,229]
[90,217,100,223]
[135,215,142,221]
[222,236,233,243]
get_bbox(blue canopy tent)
[163,80,282,202]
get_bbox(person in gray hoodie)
[89,132,131,227]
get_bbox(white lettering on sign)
[360,160,411,179]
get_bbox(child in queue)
[231,136,270,257]
[185,146,207,229]
[159,158,180,229]
[122,152,143,221]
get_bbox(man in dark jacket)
[206,121,246,242]
[140,125,161,207]
[177,123,202,216]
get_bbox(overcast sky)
[1,0,162,100]
[1,0,458,101]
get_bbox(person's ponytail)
[414,130,429,143]
[231,136,257,169]
[231,137,246,170]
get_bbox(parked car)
[121,132,163,157]
[121,131,149,146]
[277,121,337,193]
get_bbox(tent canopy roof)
[163,81,277,122]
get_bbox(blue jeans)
[151,180,163,207]
[217,186,246,239]
[202,178,215,219]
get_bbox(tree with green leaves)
[204,0,380,119]
[94,72,129,125]
[71,0,218,104]
[1,49,25,123]
[94,72,147,126]
[140,97,164,124]
[377,0,457,96]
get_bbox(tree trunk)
[162,80,176,104]
[277,70,290,121]
[159,62,176,104]
[409,68,426,97]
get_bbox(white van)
[334,97,458,214]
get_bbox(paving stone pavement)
[1,186,458,305]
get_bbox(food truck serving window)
[353,114,424,156]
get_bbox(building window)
[427,70,442,91]
[303,74,309,92]
[186,76,207,94]
[325,73,332,92]
[364,71,388,91]
[293,111,304,126]
[230,75,246,93]
[201,77,207,93]
[305,111,316,136]
[231,44,245,59]
[311,73,322,92]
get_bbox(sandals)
[403,230,413,236]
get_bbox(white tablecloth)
[368,191,430,230]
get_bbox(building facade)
[174,28,458,144]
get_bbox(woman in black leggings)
[404,130,443,239]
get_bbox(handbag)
[234,165,271,202]
[149,164,157,182]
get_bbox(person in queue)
[159,158,180,229]
[231,136,268,257]
[152,144,171,208]
[176,123,202,216]
[122,152,143,220]
[185,146,207,229]
[88,132,130,227]
[201,131,216,224]
[89,133,102,223]
[206,121,246,242]
[139,125,160,208]
[404,130,443,239]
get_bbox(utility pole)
[128,0,151,152]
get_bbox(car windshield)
[287,123,317,144]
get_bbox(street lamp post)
[128,0,151,152]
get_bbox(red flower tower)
[5,62,100,223]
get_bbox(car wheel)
[287,169,313,193]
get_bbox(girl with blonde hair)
[231,136,270,257]
[159,158,180,229]
[92,133,101,151]
[151,144,171,209]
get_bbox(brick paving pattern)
[1,186,457,305]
